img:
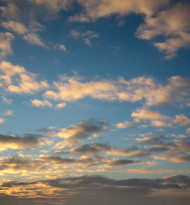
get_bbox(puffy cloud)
[2,109,13,116]
[23,33,45,47]
[55,102,66,109]
[71,0,190,58]
[40,155,102,168]
[55,43,67,52]
[1,21,28,35]
[116,121,136,129]
[0,32,14,58]
[71,0,169,22]
[173,114,190,127]
[131,109,165,122]
[53,119,108,149]
[31,99,52,107]
[127,168,175,174]
[0,118,5,124]
[186,128,190,134]
[151,120,172,127]
[105,159,140,167]
[30,0,73,13]
[0,134,39,151]
[1,174,190,205]
[0,61,48,94]
[1,96,12,104]
[131,109,190,128]
[68,142,150,158]
[43,75,190,107]
[136,3,190,58]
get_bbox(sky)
[0,0,190,204]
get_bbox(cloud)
[1,96,12,104]
[136,3,190,58]
[131,109,165,122]
[0,134,39,152]
[0,118,5,124]
[1,21,28,35]
[71,0,190,58]
[30,0,73,13]
[55,43,67,52]
[0,32,14,58]
[70,29,98,45]
[68,142,150,158]
[71,0,169,22]
[53,119,108,149]
[40,155,102,168]
[43,75,190,107]
[2,109,13,116]
[127,168,175,174]
[31,99,52,107]
[23,33,45,47]
[131,109,172,127]
[1,174,190,205]
[186,128,190,134]
[173,114,190,127]
[131,109,190,127]
[0,61,48,94]
[116,121,136,129]
[105,159,140,167]
[55,102,66,109]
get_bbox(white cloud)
[116,121,136,129]
[186,128,190,134]
[0,61,49,94]
[31,99,52,107]
[0,118,5,124]
[70,30,98,45]
[55,102,66,109]
[55,44,67,52]
[2,21,28,35]
[0,32,14,58]
[43,75,190,107]
[2,110,13,116]
[173,114,190,127]
[131,109,166,122]
[136,3,190,58]
[71,0,169,22]
[24,33,45,47]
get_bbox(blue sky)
[0,0,190,204]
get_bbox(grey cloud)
[0,134,39,151]
[105,159,140,167]
[1,175,190,205]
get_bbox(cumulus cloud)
[105,158,140,167]
[31,99,52,107]
[0,174,190,205]
[0,118,5,124]
[70,0,169,22]
[0,32,14,58]
[116,121,136,129]
[53,119,108,149]
[0,61,48,94]
[131,109,190,128]
[43,75,190,107]
[136,3,190,58]
[1,21,28,35]
[71,0,190,58]
[0,134,39,151]
[2,109,13,116]
[173,114,190,127]
[23,33,45,47]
